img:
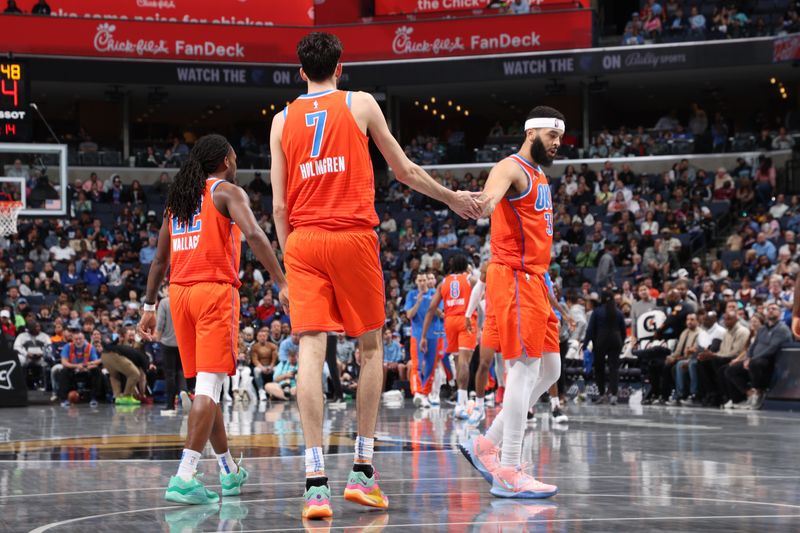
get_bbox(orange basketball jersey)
[490,154,553,275]
[440,273,474,318]
[168,177,242,287]
[281,89,379,232]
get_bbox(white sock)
[305,446,325,478]
[550,396,560,410]
[216,449,238,475]
[485,410,504,445]
[177,448,202,481]
[354,435,374,464]
[500,358,541,468]
[457,389,468,406]
[476,397,484,409]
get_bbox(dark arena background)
[2,0,800,531]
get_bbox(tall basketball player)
[138,134,290,505]
[459,107,566,498]
[421,255,477,420]
[269,32,482,520]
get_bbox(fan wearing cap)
[0,309,16,340]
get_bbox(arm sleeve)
[465,280,485,317]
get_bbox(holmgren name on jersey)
[298,155,346,180]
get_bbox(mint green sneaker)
[219,457,249,497]
[165,474,220,505]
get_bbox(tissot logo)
[0,360,16,391]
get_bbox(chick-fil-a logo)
[93,23,169,56]
[391,26,465,56]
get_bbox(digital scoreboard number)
[0,62,32,142]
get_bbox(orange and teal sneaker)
[343,469,389,509]
[302,484,333,520]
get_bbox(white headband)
[525,117,565,132]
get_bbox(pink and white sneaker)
[458,434,500,484]
[490,465,558,499]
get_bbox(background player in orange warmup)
[421,255,477,420]
[459,107,566,499]
[138,135,289,505]
[268,32,482,520]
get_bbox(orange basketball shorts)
[170,282,239,378]
[284,228,385,337]
[444,315,477,353]
[486,263,550,360]
[481,290,501,352]
[543,309,560,353]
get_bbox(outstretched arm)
[215,183,289,311]
[357,92,482,219]
[477,159,526,218]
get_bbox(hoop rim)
[0,201,23,211]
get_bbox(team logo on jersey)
[533,183,552,212]
[313,101,319,109]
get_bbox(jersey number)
[172,205,202,235]
[544,213,553,236]
[449,280,461,299]
[305,110,328,159]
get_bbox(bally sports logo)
[391,25,542,56]
[94,23,169,56]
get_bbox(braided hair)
[166,134,231,225]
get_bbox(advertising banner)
[3,10,592,63]
[42,0,314,27]
[375,0,587,16]
[774,34,800,62]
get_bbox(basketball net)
[0,201,23,236]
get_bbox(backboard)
[0,142,68,217]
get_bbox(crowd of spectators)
[481,105,798,164]
[623,0,797,45]
[1,141,797,411]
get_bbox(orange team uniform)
[280,89,384,336]
[481,288,501,352]
[168,177,241,378]
[485,153,558,360]
[441,273,478,352]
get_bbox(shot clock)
[0,62,32,142]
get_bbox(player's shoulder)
[494,156,528,178]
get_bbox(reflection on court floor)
[2,402,800,532]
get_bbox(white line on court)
[7,473,800,500]
[237,515,800,532]
[28,492,800,533]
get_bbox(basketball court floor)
[2,401,799,532]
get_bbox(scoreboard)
[0,61,32,142]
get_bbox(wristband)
[143,302,156,312]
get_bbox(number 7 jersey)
[281,89,379,232]
[490,154,553,276]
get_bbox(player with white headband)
[459,106,565,499]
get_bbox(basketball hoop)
[0,201,23,236]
